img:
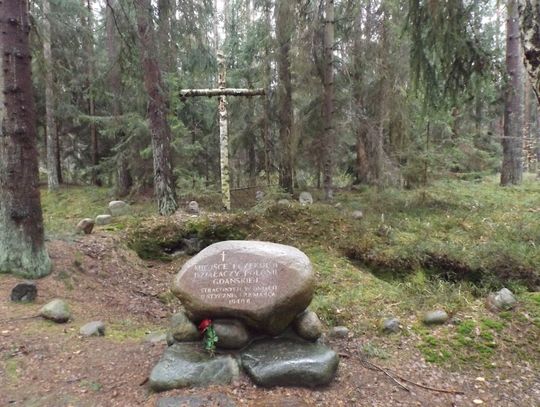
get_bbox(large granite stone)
[241,338,339,387]
[149,343,239,392]
[173,241,315,335]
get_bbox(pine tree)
[0,0,52,278]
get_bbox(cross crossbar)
[180,88,265,97]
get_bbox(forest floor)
[1,176,539,406]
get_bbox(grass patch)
[41,185,153,238]
[3,358,20,381]
[339,177,540,289]
[107,319,160,342]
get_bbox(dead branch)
[361,357,465,395]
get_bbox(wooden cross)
[179,51,265,211]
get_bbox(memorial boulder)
[172,241,315,335]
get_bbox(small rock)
[299,192,313,205]
[213,319,250,349]
[149,343,239,391]
[10,281,37,302]
[486,288,517,311]
[40,299,71,323]
[80,321,105,337]
[241,338,339,387]
[255,191,264,201]
[95,214,112,226]
[329,326,350,338]
[422,310,449,325]
[76,218,94,235]
[473,400,484,405]
[187,201,199,214]
[277,199,290,206]
[352,210,364,220]
[108,200,129,216]
[294,310,323,341]
[381,317,401,334]
[169,311,199,342]
[334,202,342,209]
[166,331,176,346]
[145,332,167,344]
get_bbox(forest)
[1,0,540,406]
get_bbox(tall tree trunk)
[519,0,540,103]
[106,0,132,197]
[262,0,272,184]
[276,0,294,194]
[158,0,173,72]
[43,0,60,190]
[82,0,99,185]
[353,5,368,183]
[322,0,335,199]
[501,0,523,185]
[0,0,51,278]
[135,0,178,215]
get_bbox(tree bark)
[158,0,174,72]
[353,5,367,184]
[0,0,51,278]
[262,0,272,184]
[106,0,132,197]
[322,0,335,199]
[135,0,178,215]
[519,0,540,103]
[217,51,231,210]
[82,0,100,186]
[43,0,60,191]
[276,0,294,194]
[501,0,523,185]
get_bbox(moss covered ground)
[40,176,540,368]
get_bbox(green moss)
[3,358,20,381]
[457,320,475,335]
[80,380,102,392]
[481,318,505,332]
[127,216,249,261]
[106,319,160,342]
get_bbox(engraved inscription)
[191,253,280,306]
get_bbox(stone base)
[149,336,339,392]
[241,337,339,388]
[149,343,239,392]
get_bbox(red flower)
[198,319,212,333]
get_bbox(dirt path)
[1,234,538,406]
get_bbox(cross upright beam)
[179,51,265,211]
